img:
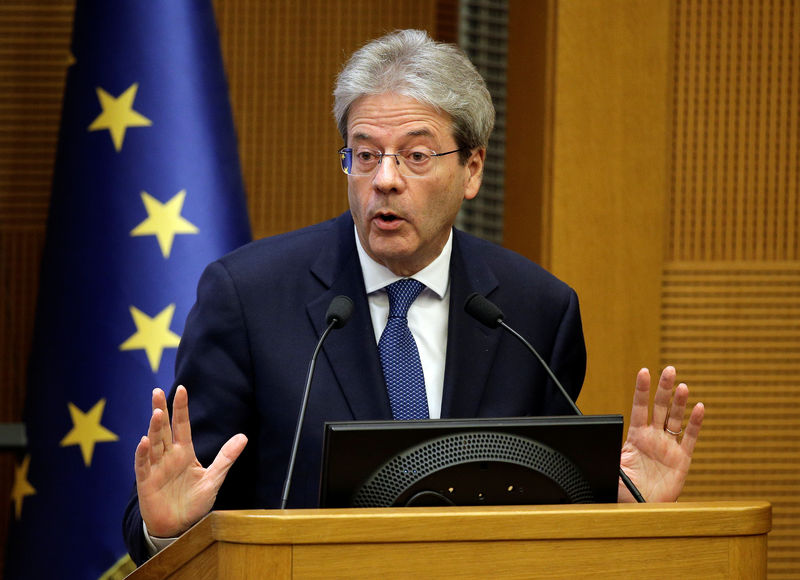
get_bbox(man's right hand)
[134,385,248,538]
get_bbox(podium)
[128,501,771,579]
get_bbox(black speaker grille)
[352,431,594,507]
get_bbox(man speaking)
[123,29,704,564]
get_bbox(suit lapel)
[441,231,502,418]
[306,213,392,420]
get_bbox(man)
[123,29,704,564]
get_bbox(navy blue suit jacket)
[123,211,586,563]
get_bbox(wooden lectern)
[128,501,770,579]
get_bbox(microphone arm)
[280,296,353,509]
[464,292,646,503]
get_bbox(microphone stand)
[280,321,336,509]
[280,295,353,509]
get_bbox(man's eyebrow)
[349,128,437,144]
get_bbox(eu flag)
[4,1,251,577]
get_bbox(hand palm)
[135,386,247,537]
[618,368,704,503]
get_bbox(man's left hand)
[618,366,705,502]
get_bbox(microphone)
[280,295,354,509]
[464,292,646,503]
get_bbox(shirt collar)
[354,226,452,299]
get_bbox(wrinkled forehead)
[346,93,455,147]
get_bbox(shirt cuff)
[142,520,178,556]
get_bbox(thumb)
[205,433,248,488]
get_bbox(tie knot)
[385,279,425,318]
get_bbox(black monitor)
[319,415,623,508]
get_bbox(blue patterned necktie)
[379,279,429,420]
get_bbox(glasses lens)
[397,149,433,176]
[351,147,382,175]
[339,148,353,175]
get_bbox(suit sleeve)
[542,288,587,414]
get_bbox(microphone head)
[464,292,504,328]
[326,295,354,329]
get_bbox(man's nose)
[372,154,404,190]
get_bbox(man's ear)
[463,147,486,200]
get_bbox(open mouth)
[376,213,400,223]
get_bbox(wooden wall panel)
[670,0,799,263]
[668,1,800,577]
[0,1,72,403]
[0,4,70,230]
[505,0,551,263]
[0,3,73,574]
[548,0,671,417]
[510,1,799,574]
[507,0,671,417]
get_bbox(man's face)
[346,93,485,277]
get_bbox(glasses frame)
[338,146,463,177]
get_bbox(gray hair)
[333,29,495,161]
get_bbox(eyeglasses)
[338,146,463,177]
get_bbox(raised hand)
[618,366,705,503]
[134,385,247,537]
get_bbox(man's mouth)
[372,211,405,230]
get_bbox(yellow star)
[88,83,152,152]
[60,399,119,467]
[131,190,199,258]
[119,304,181,372]
[11,455,36,520]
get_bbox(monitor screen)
[319,415,623,508]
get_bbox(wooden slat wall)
[667,1,800,577]
[0,2,73,575]
[0,2,72,395]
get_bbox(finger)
[651,366,676,428]
[680,402,705,456]
[148,408,167,462]
[629,368,651,429]
[171,385,192,445]
[205,434,248,488]
[665,382,689,435]
[150,388,173,452]
[134,436,152,484]
[152,386,167,412]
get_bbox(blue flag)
[5,1,251,577]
